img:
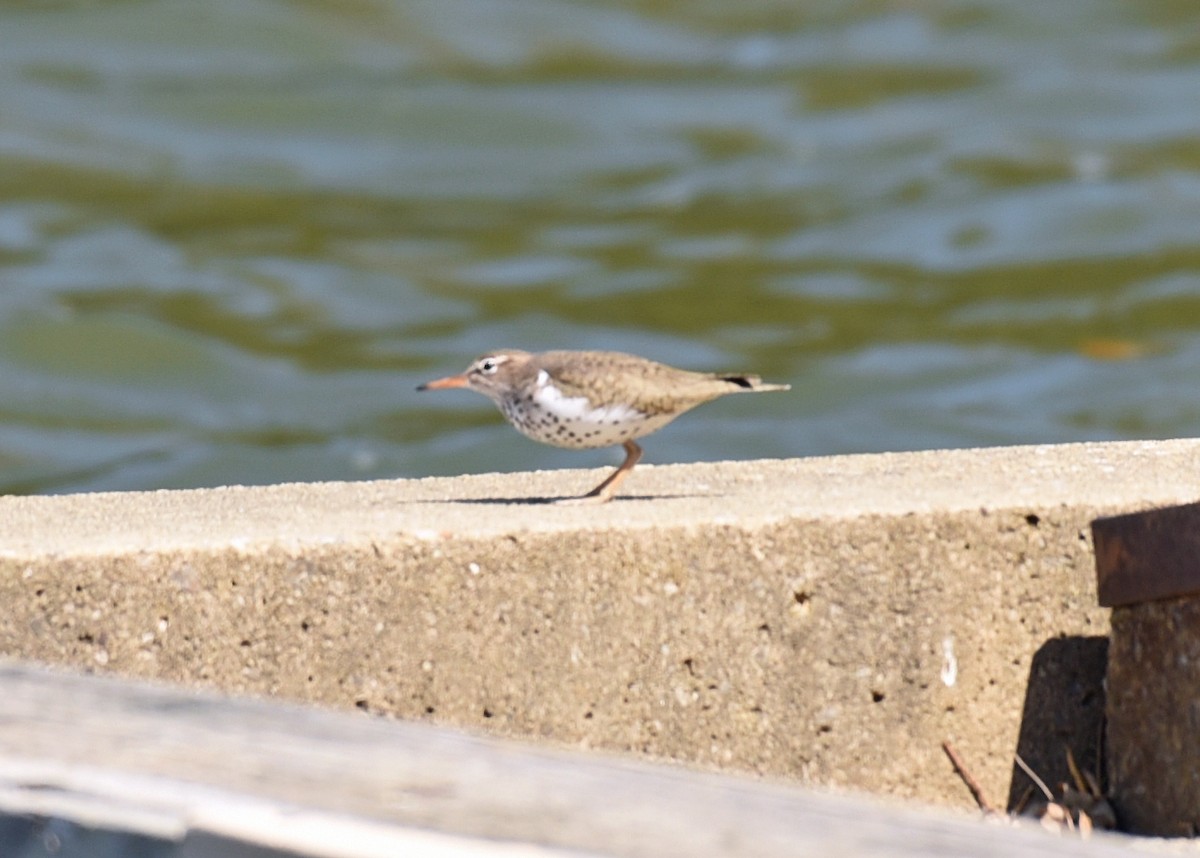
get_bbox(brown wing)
[537,350,785,414]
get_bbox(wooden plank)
[1092,502,1200,607]
[0,662,1142,858]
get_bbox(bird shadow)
[411,492,706,505]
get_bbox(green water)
[2,0,1199,495]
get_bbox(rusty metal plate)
[1093,502,1200,607]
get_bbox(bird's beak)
[417,372,470,391]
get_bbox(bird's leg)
[557,440,642,505]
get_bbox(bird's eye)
[478,358,499,374]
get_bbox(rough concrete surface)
[2,439,1199,812]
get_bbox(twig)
[1065,745,1102,797]
[942,740,994,813]
[1014,752,1054,801]
[1012,783,1035,815]
[1065,746,1088,794]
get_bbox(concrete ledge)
[3,439,1199,810]
[0,662,1141,857]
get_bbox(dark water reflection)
[1,0,1199,494]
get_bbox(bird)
[417,349,789,503]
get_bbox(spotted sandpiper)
[418,349,790,503]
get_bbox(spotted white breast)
[498,370,676,449]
